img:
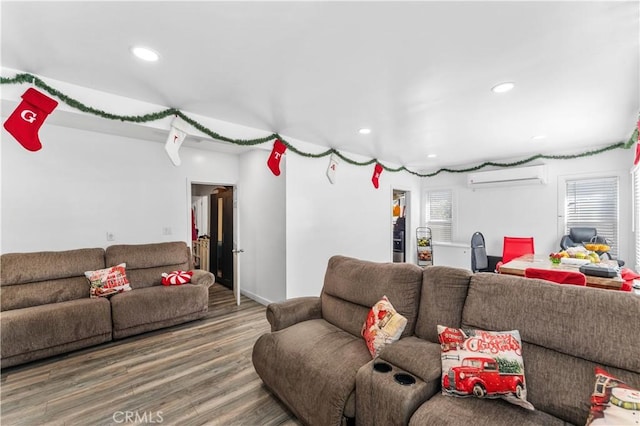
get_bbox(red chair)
[524,268,587,286]
[496,236,535,272]
[620,268,639,292]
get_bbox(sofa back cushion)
[414,266,473,343]
[105,242,191,289]
[0,248,105,311]
[463,273,640,425]
[320,255,423,339]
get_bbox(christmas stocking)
[326,153,339,184]
[267,139,287,176]
[371,163,383,189]
[165,116,189,166]
[3,88,58,152]
[635,120,640,166]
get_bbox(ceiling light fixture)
[358,128,371,135]
[130,46,160,62]
[427,154,437,158]
[491,82,515,93]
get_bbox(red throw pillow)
[84,263,132,298]
[437,325,534,411]
[361,296,407,358]
[161,270,193,286]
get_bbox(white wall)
[0,70,421,304]
[285,140,422,298]
[238,149,286,304]
[1,124,239,252]
[420,148,633,266]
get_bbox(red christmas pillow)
[437,325,534,411]
[84,263,132,298]
[361,296,407,358]
[161,270,193,286]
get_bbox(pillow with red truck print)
[437,325,534,411]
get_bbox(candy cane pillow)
[161,270,193,286]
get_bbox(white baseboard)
[240,289,273,306]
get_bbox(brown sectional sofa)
[253,255,423,425]
[252,255,640,426]
[1,241,214,368]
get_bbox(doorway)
[392,189,408,263]
[210,186,234,289]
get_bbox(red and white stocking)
[267,139,287,176]
[326,153,339,184]
[634,119,640,166]
[371,163,383,189]
[3,88,58,152]
[165,116,189,166]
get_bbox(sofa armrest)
[377,336,443,384]
[190,269,215,288]
[266,297,322,332]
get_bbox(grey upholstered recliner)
[560,227,597,250]
[560,227,624,267]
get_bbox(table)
[499,255,625,291]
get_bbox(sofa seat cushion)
[252,318,371,425]
[110,284,208,336]
[0,298,112,359]
[409,394,566,426]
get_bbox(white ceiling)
[2,1,638,172]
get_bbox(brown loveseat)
[1,241,214,368]
[252,255,640,426]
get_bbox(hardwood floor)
[1,284,302,426]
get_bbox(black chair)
[560,227,624,267]
[560,227,597,250]
[471,232,489,272]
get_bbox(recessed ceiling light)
[358,128,371,135]
[531,134,547,141]
[491,82,515,93]
[427,154,437,158]
[131,46,160,62]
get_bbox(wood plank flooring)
[1,284,302,426]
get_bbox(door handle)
[232,249,244,254]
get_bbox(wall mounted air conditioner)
[467,165,547,188]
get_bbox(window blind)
[426,190,452,242]
[565,177,618,256]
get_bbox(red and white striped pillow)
[161,270,193,286]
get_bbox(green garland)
[2,72,637,177]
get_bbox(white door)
[232,185,242,305]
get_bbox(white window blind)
[426,190,452,243]
[565,177,618,256]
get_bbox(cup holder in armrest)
[373,362,392,373]
[394,373,416,385]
